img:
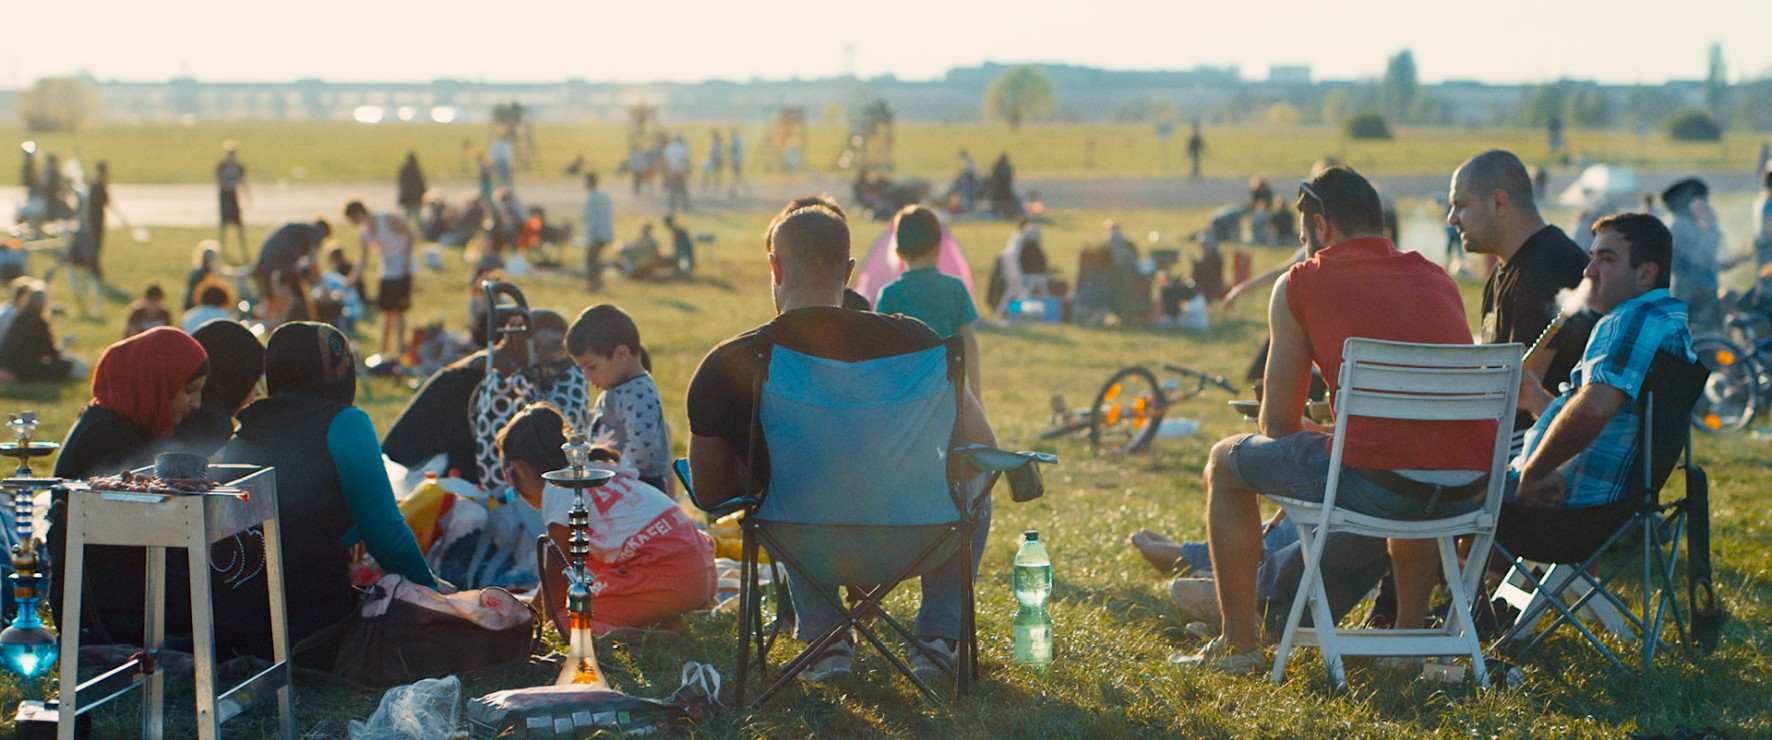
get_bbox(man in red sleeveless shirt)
[1175,164,1495,673]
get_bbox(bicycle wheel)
[1089,366,1166,453]
[1691,334,1760,434]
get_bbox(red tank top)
[1285,237,1495,471]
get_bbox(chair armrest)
[952,445,1058,504]
[951,445,1058,473]
[675,456,759,517]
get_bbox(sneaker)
[802,640,853,684]
[909,637,957,679]
[1168,577,1222,625]
[1169,636,1268,675]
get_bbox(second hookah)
[541,432,615,687]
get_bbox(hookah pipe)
[539,432,614,687]
[0,412,64,680]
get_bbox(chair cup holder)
[1005,463,1045,503]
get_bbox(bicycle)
[1689,316,1772,434]
[1038,364,1239,453]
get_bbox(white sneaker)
[909,637,957,679]
[1168,577,1222,625]
[803,641,853,684]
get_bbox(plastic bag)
[348,675,462,739]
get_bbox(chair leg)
[1270,519,1320,685]
[1436,537,1487,687]
[734,526,757,706]
[959,536,977,698]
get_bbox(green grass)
[1,204,1768,737]
[6,120,1766,186]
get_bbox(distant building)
[12,67,1711,130]
[1268,66,1312,85]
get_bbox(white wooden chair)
[1268,338,1521,688]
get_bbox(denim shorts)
[1226,432,1482,521]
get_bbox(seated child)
[567,304,671,492]
[180,280,234,332]
[122,280,173,338]
[497,403,715,635]
[875,205,983,400]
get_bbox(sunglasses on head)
[1297,180,1332,225]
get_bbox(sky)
[14,0,1771,88]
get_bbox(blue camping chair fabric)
[682,332,1053,707]
[1491,351,1718,671]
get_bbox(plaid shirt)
[1512,289,1695,508]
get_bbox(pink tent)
[850,229,976,306]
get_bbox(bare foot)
[1129,529,1186,574]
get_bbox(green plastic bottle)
[1012,531,1053,666]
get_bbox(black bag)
[332,574,536,688]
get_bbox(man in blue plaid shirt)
[1512,213,1696,508]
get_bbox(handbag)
[332,574,536,688]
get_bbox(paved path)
[3,170,1762,228]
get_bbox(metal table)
[56,464,294,740]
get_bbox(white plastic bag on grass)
[348,675,462,739]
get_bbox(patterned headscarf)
[263,321,356,405]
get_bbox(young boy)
[566,304,671,493]
[875,205,983,401]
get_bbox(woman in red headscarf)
[48,326,209,648]
[54,326,209,478]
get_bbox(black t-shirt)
[255,223,327,276]
[1480,225,1592,427]
[686,307,942,486]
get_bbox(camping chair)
[1269,338,1522,688]
[1489,351,1718,673]
[679,336,1052,708]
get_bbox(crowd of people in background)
[4,119,1772,694]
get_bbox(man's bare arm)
[688,433,748,506]
[1516,383,1626,505]
[958,323,983,409]
[1259,273,1313,439]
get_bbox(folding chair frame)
[681,333,1017,708]
[1269,338,1522,689]
[1490,353,1710,674]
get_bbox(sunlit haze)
[12,0,1772,87]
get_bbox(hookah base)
[13,699,92,739]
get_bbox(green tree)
[1704,42,1731,123]
[1344,111,1393,140]
[1666,110,1723,142]
[1622,85,1684,127]
[1566,85,1613,128]
[983,65,1057,130]
[1380,49,1418,122]
[1736,78,1772,131]
[15,76,101,133]
[1521,81,1569,127]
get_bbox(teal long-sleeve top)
[329,407,438,589]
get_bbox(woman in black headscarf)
[212,321,437,660]
[168,318,264,457]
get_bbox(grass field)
[4,119,1768,187]
[0,203,1768,737]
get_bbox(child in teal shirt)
[876,205,983,402]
